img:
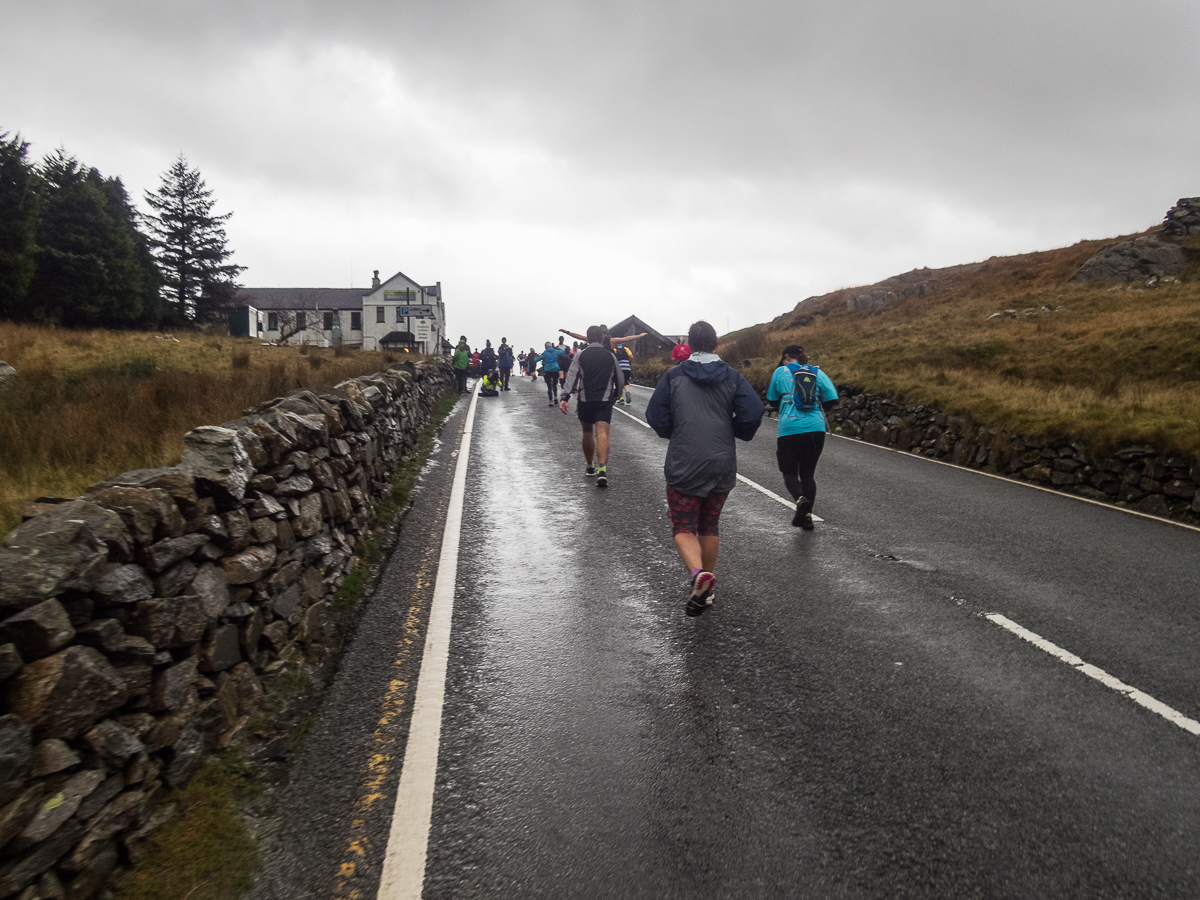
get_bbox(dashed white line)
[986,613,1200,736]
[612,403,823,522]
[377,382,481,900]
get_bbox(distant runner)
[646,321,763,616]
[613,343,634,405]
[560,325,624,488]
[766,344,838,530]
[539,342,561,405]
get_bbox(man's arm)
[645,370,674,438]
[609,332,647,342]
[561,352,583,397]
[559,328,586,341]
[731,373,765,441]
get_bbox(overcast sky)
[3,0,1198,349]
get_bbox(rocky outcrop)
[1162,197,1200,239]
[1071,236,1187,284]
[846,271,937,314]
[0,364,15,393]
[0,359,454,899]
[828,387,1198,524]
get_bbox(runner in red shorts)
[645,321,764,616]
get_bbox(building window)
[268,312,278,331]
[257,320,263,332]
[296,311,306,329]
[351,311,362,331]
[377,306,385,323]
[396,307,404,322]
[324,312,334,330]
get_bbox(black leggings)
[543,372,559,400]
[776,431,826,506]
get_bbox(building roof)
[237,288,368,311]
[608,315,676,349]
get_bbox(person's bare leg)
[674,533,702,573]
[581,425,594,465]
[699,535,719,573]
[594,422,610,466]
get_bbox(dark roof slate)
[236,288,368,311]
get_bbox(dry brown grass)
[0,323,426,534]
[633,232,1200,459]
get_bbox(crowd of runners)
[450,322,838,617]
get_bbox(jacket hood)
[678,358,733,385]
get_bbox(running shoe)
[596,465,608,488]
[800,513,814,531]
[586,462,596,477]
[792,496,812,528]
[686,570,715,616]
[625,390,632,404]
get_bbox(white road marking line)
[377,381,481,900]
[825,431,1200,534]
[986,613,1200,736]
[612,404,824,523]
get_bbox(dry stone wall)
[828,386,1199,525]
[0,359,454,900]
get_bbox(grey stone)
[274,518,296,550]
[115,635,155,663]
[164,727,207,787]
[85,486,185,546]
[0,716,33,806]
[91,564,154,607]
[83,720,143,771]
[262,620,289,652]
[139,534,208,575]
[0,644,21,681]
[31,739,80,777]
[189,563,230,619]
[0,819,84,898]
[63,839,119,898]
[5,647,128,740]
[153,559,198,599]
[9,769,103,852]
[292,493,325,538]
[276,475,315,496]
[272,585,302,624]
[151,658,198,712]
[72,772,124,822]
[221,507,252,553]
[1074,236,1187,283]
[0,502,126,611]
[250,517,279,544]
[239,610,264,660]
[222,545,277,585]
[216,663,263,729]
[0,600,75,662]
[249,494,285,519]
[0,785,43,854]
[114,663,153,698]
[73,619,126,654]
[180,426,253,502]
[200,625,242,673]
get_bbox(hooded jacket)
[645,356,764,496]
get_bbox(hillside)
[700,211,1200,462]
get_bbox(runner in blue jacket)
[765,344,838,530]
[539,342,561,405]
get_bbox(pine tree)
[26,150,161,328]
[142,154,244,323]
[0,131,40,319]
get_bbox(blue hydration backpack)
[791,364,822,411]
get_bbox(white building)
[235,269,447,355]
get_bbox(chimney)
[371,270,380,289]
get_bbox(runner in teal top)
[765,344,838,530]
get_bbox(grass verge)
[112,752,259,900]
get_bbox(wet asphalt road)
[254,374,1200,900]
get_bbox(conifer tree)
[142,154,244,322]
[0,131,40,319]
[26,149,161,328]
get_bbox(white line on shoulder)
[986,613,1200,736]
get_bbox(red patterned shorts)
[666,485,728,536]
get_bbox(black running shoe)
[792,496,812,528]
[596,465,607,488]
[800,512,814,531]
[686,571,715,616]
[586,463,596,477]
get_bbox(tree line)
[0,130,244,329]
